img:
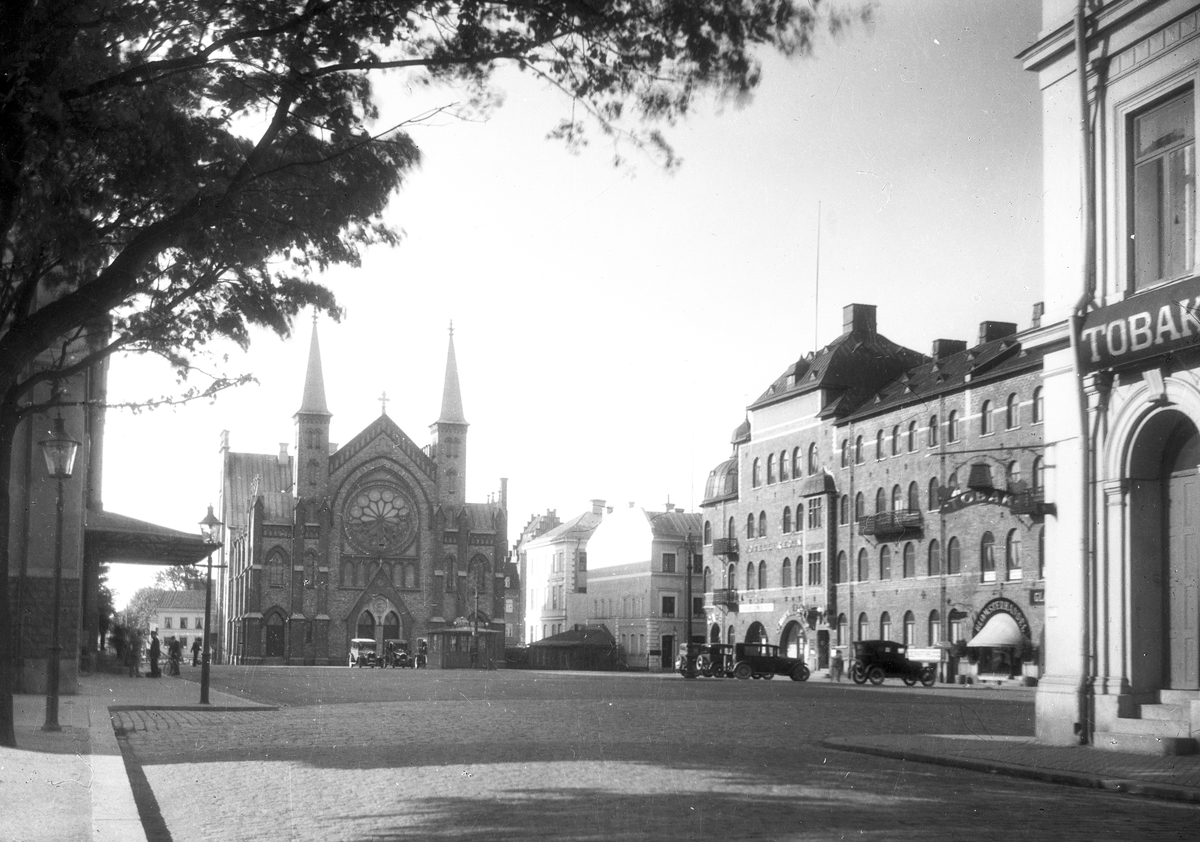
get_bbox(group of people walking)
[109,627,205,678]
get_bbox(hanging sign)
[1078,276,1200,373]
[939,487,1015,514]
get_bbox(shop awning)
[966,612,1026,648]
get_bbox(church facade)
[218,323,508,667]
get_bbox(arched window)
[907,421,917,452]
[858,612,870,641]
[903,611,916,645]
[1006,393,1020,429]
[746,562,755,590]
[979,400,992,435]
[383,611,400,642]
[728,517,735,538]
[875,430,885,460]
[752,458,761,487]
[840,440,849,468]
[879,546,892,579]
[947,537,961,574]
[782,558,792,588]
[1032,386,1044,423]
[929,414,940,446]
[981,531,996,581]
[793,447,803,478]
[796,501,805,527]
[891,484,902,512]
[704,521,712,544]
[767,454,776,484]
[779,451,789,481]
[758,560,767,589]
[948,470,959,491]
[782,506,792,534]
[703,567,711,593]
[857,548,869,581]
[875,487,887,514]
[928,539,941,576]
[838,613,849,646]
[855,435,864,464]
[727,563,736,589]
[880,612,892,640]
[948,410,960,442]
[758,511,767,537]
[356,610,375,640]
[839,495,849,525]
[855,492,866,522]
[928,610,942,645]
[1006,529,1022,580]
[907,481,920,512]
[746,514,755,539]
[808,443,819,474]
[1032,456,1044,491]
[892,425,901,456]
[836,550,848,583]
[267,550,287,588]
[928,477,940,509]
[1007,461,1022,491]
[903,542,916,578]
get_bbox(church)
[218,322,508,667]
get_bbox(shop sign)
[739,603,775,614]
[939,487,1015,514]
[1079,276,1200,373]
[1030,589,1045,606]
[972,597,1031,637]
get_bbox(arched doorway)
[1129,411,1200,691]
[264,613,285,658]
[709,624,721,644]
[745,622,768,644]
[356,610,376,642]
[780,620,804,659]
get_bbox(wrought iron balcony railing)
[706,588,739,609]
[711,537,739,557]
[1009,489,1047,517]
[857,509,923,538]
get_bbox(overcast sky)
[101,1,1044,609]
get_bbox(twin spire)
[298,316,465,425]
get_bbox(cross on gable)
[379,391,389,415]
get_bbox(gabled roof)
[329,413,436,479]
[224,451,293,534]
[155,590,207,613]
[645,510,702,540]
[526,509,603,549]
[528,625,615,649]
[749,327,926,419]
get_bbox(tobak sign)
[1079,276,1200,373]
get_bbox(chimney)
[278,443,289,466]
[220,430,230,451]
[591,498,606,516]
[931,339,967,360]
[842,303,877,336]
[663,501,675,513]
[329,442,338,454]
[629,502,636,509]
[1031,301,1044,329]
[979,321,1018,345]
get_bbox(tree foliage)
[154,565,208,592]
[122,587,167,636]
[0,0,868,746]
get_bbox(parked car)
[731,642,810,681]
[348,638,378,668]
[849,639,936,687]
[384,639,413,668]
[696,643,735,678]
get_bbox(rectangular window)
[662,552,676,573]
[807,498,823,530]
[807,552,823,586]
[179,617,188,629]
[164,617,172,629]
[693,596,704,615]
[195,617,203,630]
[1133,88,1196,289]
[661,596,676,618]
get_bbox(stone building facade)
[701,303,1049,682]
[219,323,508,667]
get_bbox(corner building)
[219,323,508,667]
[701,304,1049,682]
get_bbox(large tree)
[0,0,867,745]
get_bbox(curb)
[821,736,1200,805]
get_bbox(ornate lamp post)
[39,415,80,732]
[199,505,224,705]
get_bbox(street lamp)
[39,414,80,732]
[681,532,696,676]
[199,505,223,705]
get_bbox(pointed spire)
[438,321,467,424]
[299,315,330,415]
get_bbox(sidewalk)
[0,670,270,842]
[825,732,1200,803]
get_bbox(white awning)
[965,612,1026,648]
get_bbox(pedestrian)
[168,637,182,675]
[191,637,201,667]
[127,630,142,677]
[830,649,843,682]
[148,630,161,678]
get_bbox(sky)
[101,1,1045,609]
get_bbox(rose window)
[344,485,414,555]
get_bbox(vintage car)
[696,643,735,678]
[849,639,937,687]
[383,639,413,668]
[348,637,379,668]
[731,642,810,681]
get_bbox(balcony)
[712,537,739,557]
[707,588,739,610]
[858,509,923,538]
[1009,490,1048,518]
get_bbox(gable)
[330,414,435,480]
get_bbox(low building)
[527,624,617,670]
[522,500,605,643]
[152,590,207,659]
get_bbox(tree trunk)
[0,385,22,747]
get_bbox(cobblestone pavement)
[115,670,1200,841]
